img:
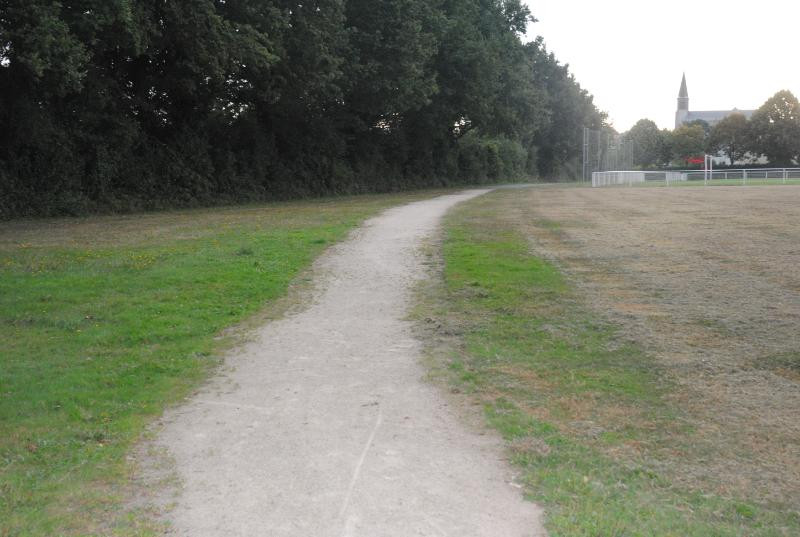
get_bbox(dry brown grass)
[514,185,800,507]
[0,192,447,250]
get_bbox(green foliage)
[624,90,800,167]
[456,133,528,181]
[526,38,605,176]
[625,119,666,168]
[0,0,604,218]
[657,128,675,165]
[670,124,707,161]
[344,0,439,126]
[708,113,749,164]
[0,192,432,535]
[749,90,800,165]
[685,118,711,136]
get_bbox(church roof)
[685,109,754,124]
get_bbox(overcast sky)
[523,0,800,132]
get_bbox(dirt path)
[151,191,544,536]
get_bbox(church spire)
[679,73,688,99]
[677,73,689,111]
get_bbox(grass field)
[417,186,800,536]
[0,192,441,536]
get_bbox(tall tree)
[707,113,749,164]
[670,124,706,162]
[0,0,606,218]
[748,90,800,165]
[625,119,663,168]
[527,39,604,176]
[343,0,439,130]
[657,128,674,166]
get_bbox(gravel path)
[153,191,544,536]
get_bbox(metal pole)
[710,156,713,183]
[582,127,587,183]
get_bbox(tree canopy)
[0,0,604,218]
[707,113,749,165]
[624,119,664,168]
[670,124,706,161]
[623,90,800,167]
[749,90,800,165]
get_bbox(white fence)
[592,168,800,187]
[591,171,645,187]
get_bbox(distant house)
[675,73,754,129]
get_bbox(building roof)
[679,73,688,98]
[684,109,754,124]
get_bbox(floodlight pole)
[582,127,588,183]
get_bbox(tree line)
[625,90,800,168]
[0,1,604,218]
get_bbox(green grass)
[0,192,439,536]
[420,190,798,536]
[757,351,800,375]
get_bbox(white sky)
[524,0,800,132]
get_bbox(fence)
[591,171,688,187]
[592,171,644,187]
[592,168,800,187]
[582,128,634,182]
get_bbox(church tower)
[675,73,689,128]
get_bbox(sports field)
[524,185,800,500]
[421,184,800,535]
[4,184,798,536]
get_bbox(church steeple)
[677,73,689,111]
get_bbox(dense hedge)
[0,1,604,218]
